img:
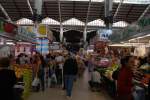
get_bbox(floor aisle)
[28,69,112,100]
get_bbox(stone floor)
[28,69,112,100]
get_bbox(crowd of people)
[87,49,150,100]
[0,48,150,100]
[0,50,86,100]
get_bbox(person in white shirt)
[89,68,101,91]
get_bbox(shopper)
[0,57,17,100]
[19,53,26,65]
[63,53,78,98]
[39,55,46,91]
[76,56,85,77]
[117,56,135,100]
[55,53,65,86]
[89,68,101,91]
[148,79,150,100]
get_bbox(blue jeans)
[64,75,75,97]
[39,68,45,91]
[133,86,145,100]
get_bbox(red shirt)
[117,66,133,95]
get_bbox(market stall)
[0,19,36,99]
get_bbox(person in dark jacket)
[63,54,78,98]
[0,57,17,100]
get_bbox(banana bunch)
[12,65,24,78]
[22,68,33,99]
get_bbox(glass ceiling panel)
[60,0,150,4]
[60,0,104,2]
[113,21,128,28]
[16,18,33,25]
[62,18,85,26]
[114,0,150,4]
[41,17,60,25]
[87,19,105,27]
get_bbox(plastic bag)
[51,73,57,84]
[32,77,40,86]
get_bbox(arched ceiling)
[0,0,149,24]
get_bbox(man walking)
[63,53,78,98]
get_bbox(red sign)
[3,22,17,35]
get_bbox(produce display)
[12,64,32,99]
[140,64,150,74]
[104,64,119,80]
[22,68,32,99]
[138,64,150,85]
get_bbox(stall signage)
[18,26,35,38]
[138,18,150,28]
[0,20,4,32]
[0,19,17,35]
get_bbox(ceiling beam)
[12,0,22,18]
[27,0,33,15]
[0,3,12,21]
[43,2,48,17]
[138,4,150,21]
[73,1,75,17]
[84,0,91,42]
[113,0,124,19]
[125,5,134,22]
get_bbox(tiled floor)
[28,69,112,100]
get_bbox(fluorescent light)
[129,39,136,41]
[109,44,132,47]
[6,42,15,45]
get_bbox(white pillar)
[60,24,63,42]
[83,27,87,42]
[34,0,43,15]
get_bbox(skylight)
[114,0,150,4]
[41,17,60,25]
[60,0,104,2]
[16,18,33,25]
[113,21,128,28]
[62,18,85,26]
[87,19,105,27]
[59,0,150,4]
